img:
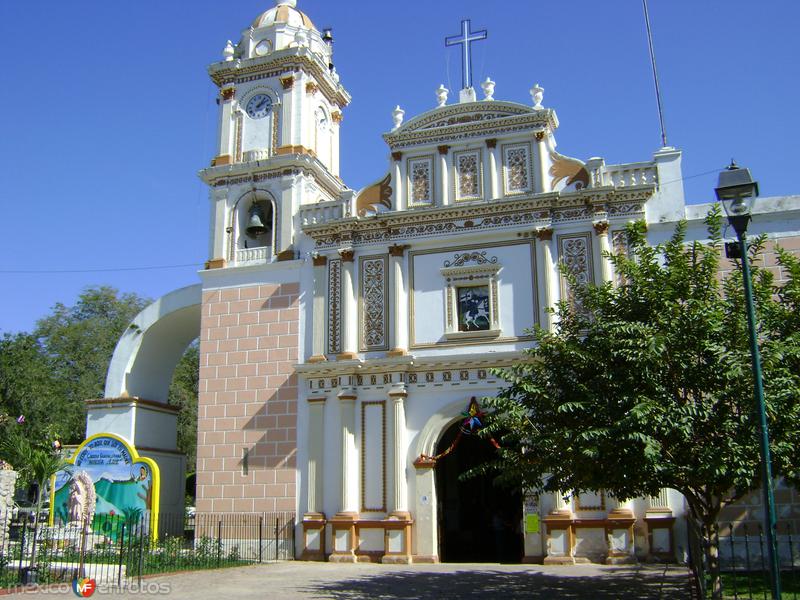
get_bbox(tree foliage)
[484,208,800,594]
[33,286,149,418]
[168,342,199,470]
[0,285,200,472]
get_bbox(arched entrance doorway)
[435,420,523,563]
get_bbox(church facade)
[92,0,800,564]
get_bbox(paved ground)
[10,561,692,599]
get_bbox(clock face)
[254,39,272,56]
[245,94,273,119]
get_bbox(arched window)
[230,192,275,265]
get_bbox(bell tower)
[200,0,351,269]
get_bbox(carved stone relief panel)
[453,149,482,201]
[502,143,532,195]
[327,259,342,354]
[407,156,434,207]
[359,255,389,351]
[558,233,594,312]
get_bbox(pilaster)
[438,145,450,206]
[214,85,236,164]
[486,138,498,199]
[381,383,412,563]
[388,244,409,357]
[330,388,359,562]
[535,131,551,194]
[392,152,405,211]
[309,254,328,362]
[534,228,557,330]
[302,395,327,561]
[338,248,357,359]
[593,221,613,283]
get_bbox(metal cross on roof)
[445,19,488,91]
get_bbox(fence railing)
[0,512,295,590]
[687,520,800,599]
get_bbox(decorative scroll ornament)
[443,251,498,268]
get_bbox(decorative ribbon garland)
[417,397,500,465]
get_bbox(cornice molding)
[302,185,654,249]
[294,350,530,378]
[208,48,352,108]
[199,153,346,199]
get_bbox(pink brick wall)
[718,235,800,283]
[196,282,299,514]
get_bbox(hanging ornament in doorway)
[460,397,486,435]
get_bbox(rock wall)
[0,469,18,554]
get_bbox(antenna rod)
[643,0,668,148]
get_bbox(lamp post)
[715,162,781,600]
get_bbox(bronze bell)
[245,205,268,237]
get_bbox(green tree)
[0,421,68,577]
[34,286,149,437]
[484,209,800,598]
[168,342,199,471]
[0,333,69,443]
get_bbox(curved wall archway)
[105,284,202,402]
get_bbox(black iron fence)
[688,520,800,598]
[0,512,295,589]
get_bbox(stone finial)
[530,83,544,109]
[223,40,235,62]
[277,0,298,7]
[436,84,449,108]
[392,106,405,131]
[481,77,495,101]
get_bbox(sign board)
[525,514,540,534]
[51,433,160,540]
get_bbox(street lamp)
[715,162,781,600]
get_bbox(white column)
[438,145,449,206]
[535,133,551,194]
[309,255,327,362]
[551,490,574,516]
[331,112,342,177]
[388,385,408,517]
[388,245,408,356]
[209,187,228,263]
[306,397,326,515]
[593,221,613,283]
[338,248,357,359]
[279,75,295,147]
[486,139,498,199]
[535,228,557,330]
[392,152,405,211]
[337,388,358,515]
[216,86,235,160]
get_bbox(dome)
[252,0,316,31]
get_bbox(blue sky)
[1,1,798,335]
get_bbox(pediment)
[399,102,534,134]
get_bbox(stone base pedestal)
[381,512,413,564]
[605,509,638,565]
[412,555,439,564]
[329,512,359,562]
[301,512,326,561]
